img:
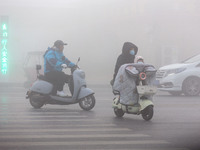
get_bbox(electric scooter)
[26,58,95,111]
[112,64,157,121]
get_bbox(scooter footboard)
[78,87,94,99]
[139,100,154,111]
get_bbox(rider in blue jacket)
[44,40,75,97]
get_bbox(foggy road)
[1,1,200,149]
[0,85,200,150]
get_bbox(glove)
[61,64,67,68]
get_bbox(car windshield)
[183,54,200,63]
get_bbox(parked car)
[156,53,200,96]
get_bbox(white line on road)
[79,147,190,150]
[0,115,87,118]
[0,124,117,128]
[0,118,100,122]
[0,133,150,139]
[0,128,131,132]
[0,112,80,115]
[0,140,170,146]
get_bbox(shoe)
[57,91,67,97]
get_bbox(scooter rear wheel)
[114,108,124,118]
[29,94,45,109]
[141,105,153,121]
[79,95,95,111]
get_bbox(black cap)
[54,40,67,48]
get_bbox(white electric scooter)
[112,63,157,121]
[26,58,95,111]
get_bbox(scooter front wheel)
[114,108,124,118]
[79,94,95,111]
[141,105,153,121]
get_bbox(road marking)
[0,133,150,139]
[0,96,25,98]
[0,140,170,146]
[83,149,189,150]
[0,115,87,118]
[0,128,131,132]
[0,123,117,128]
[0,111,80,115]
[0,118,100,122]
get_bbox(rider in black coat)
[111,42,138,85]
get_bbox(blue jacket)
[44,47,75,74]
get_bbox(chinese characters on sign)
[1,18,8,75]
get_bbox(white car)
[156,54,200,96]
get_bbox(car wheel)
[182,77,200,96]
[168,91,182,96]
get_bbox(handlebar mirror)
[76,57,80,65]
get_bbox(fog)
[0,0,200,84]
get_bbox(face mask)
[129,50,135,55]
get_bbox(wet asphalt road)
[0,84,200,150]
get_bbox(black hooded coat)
[113,42,138,81]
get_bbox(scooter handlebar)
[71,65,79,73]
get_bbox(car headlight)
[165,68,186,77]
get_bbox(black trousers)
[45,71,70,95]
